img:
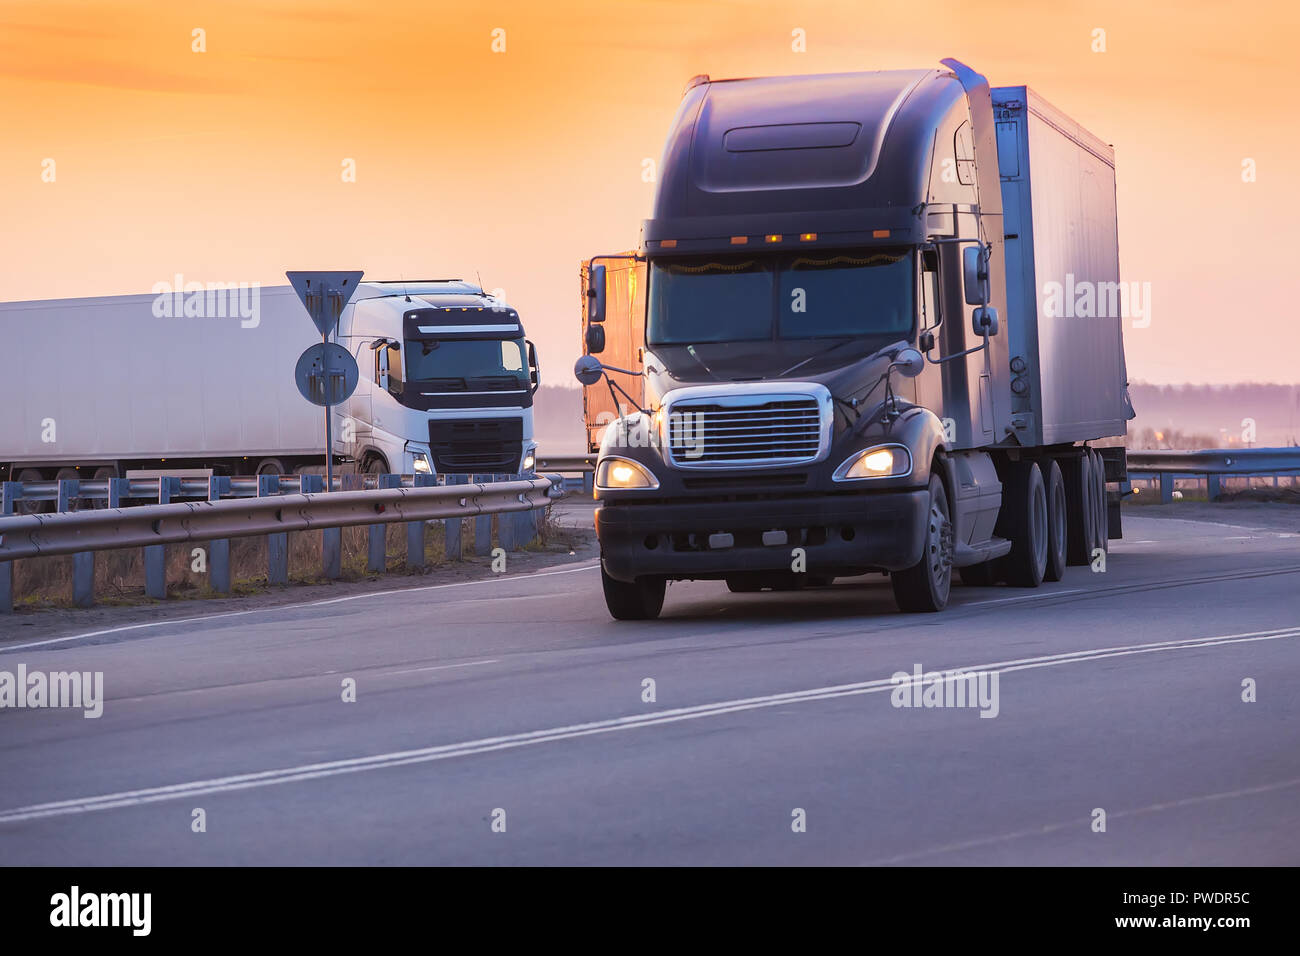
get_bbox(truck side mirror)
[585,324,606,354]
[587,264,607,324]
[963,245,989,305]
[526,339,540,392]
[574,355,605,387]
[972,306,999,337]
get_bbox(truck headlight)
[412,452,432,474]
[522,451,536,472]
[596,456,660,490]
[832,444,912,481]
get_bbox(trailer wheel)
[1062,453,1093,566]
[89,466,117,510]
[55,468,84,511]
[891,473,953,612]
[601,566,666,620]
[1042,459,1067,582]
[14,468,51,515]
[1089,450,1108,556]
[998,460,1048,588]
[256,458,286,477]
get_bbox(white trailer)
[0,279,540,490]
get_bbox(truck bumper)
[596,491,929,582]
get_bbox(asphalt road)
[1,505,1298,865]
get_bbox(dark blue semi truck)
[577,59,1133,619]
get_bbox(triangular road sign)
[286,270,365,337]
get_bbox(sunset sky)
[2,0,1297,384]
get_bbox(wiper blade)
[776,336,856,377]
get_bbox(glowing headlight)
[596,456,660,490]
[832,444,912,481]
[412,453,432,474]
[522,451,536,471]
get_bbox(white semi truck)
[0,279,540,497]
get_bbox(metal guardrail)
[536,454,597,495]
[0,472,554,613]
[1126,447,1300,503]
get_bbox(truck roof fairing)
[641,68,969,255]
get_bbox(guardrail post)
[1159,473,1175,504]
[583,472,594,496]
[443,475,466,561]
[407,474,436,569]
[59,479,96,608]
[208,476,231,594]
[0,482,15,613]
[144,477,181,599]
[369,475,402,572]
[259,474,288,586]
[1206,473,1222,501]
[498,474,519,552]
[301,475,341,580]
[472,474,492,555]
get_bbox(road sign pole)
[323,332,333,492]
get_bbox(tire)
[15,468,50,515]
[1062,452,1093,566]
[257,458,286,477]
[89,466,117,510]
[1090,450,1109,553]
[1042,459,1067,582]
[891,473,953,612]
[55,467,83,512]
[365,456,388,477]
[602,566,666,620]
[997,460,1048,588]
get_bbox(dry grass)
[11,510,561,609]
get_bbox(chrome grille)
[667,397,824,467]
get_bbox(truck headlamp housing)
[832,444,912,482]
[596,456,660,491]
[412,452,433,475]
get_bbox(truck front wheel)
[891,474,953,613]
[601,566,666,620]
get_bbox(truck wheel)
[89,466,117,510]
[1062,453,1093,566]
[998,460,1047,588]
[15,468,50,515]
[601,566,666,620]
[1090,450,1108,555]
[891,474,953,612]
[1042,459,1067,582]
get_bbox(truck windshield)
[405,337,527,388]
[647,249,913,346]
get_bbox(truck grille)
[667,397,824,467]
[429,418,523,474]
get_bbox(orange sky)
[2,0,1298,384]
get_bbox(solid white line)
[382,660,499,677]
[959,588,1086,607]
[864,775,1300,865]
[0,562,600,654]
[2,625,1297,824]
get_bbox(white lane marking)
[960,588,1086,607]
[382,660,499,677]
[0,562,600,655]
[864,776,1300,865]
[3,625,1297,824]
